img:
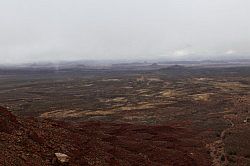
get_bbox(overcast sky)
[0,0,250,64]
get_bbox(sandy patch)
[136,89,150,94]
[102,79,121,82]
[40,110,85,118]
[160,90,178,97]
[40,109,115,118]
[148,78,162,82]
[117,104,154,111]
[191,93,213,101]
[99,97,127,103]
[123,86,133,89]
[214,82,249,91]
[84,110,115,116]
[83,84,93,87]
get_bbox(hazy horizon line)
[1,57,250,67]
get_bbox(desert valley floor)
[0,65,250,165]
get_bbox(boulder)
[52,153,70,165]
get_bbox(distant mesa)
[159,64,187,71]
[150,63,159,67]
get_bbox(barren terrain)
[0,65,250,165]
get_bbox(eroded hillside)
[0,106,211,165]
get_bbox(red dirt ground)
[0,106,211,165]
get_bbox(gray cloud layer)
[0,0,250,64]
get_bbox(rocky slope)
[0,106,211,165]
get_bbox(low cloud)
[225,50,236,55]
[0,0,250,63]
[173,50,191,57]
